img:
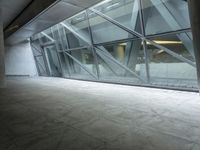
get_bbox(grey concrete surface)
[0,8,6,88]
[188,0,200,91]
[5,41,38,77]
[0,77,200,150]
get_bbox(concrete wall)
[5,41,38,77]
[0,8,6,87]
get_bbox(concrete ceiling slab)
[5,0,103,45]
[0,0,32,28]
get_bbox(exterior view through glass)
[31,0,198,90]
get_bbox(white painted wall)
[5,41,38,77]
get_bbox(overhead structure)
[3,0,103,45]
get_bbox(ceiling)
[0,0,32,28]
[3,0,103,45]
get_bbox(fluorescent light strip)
[119,40,182,46]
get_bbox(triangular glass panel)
[44,45,62,77]
[96,48,121,77]
[92,0,142,34]
[142,0,191,35]
[95,40,146,84]
[64,48,98,80]
[61,11,92,49]
[88,10,139,44]
[149,32,195,63]
[146,44,198,89]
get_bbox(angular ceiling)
[4,0,103,45]
[0,0,32,28]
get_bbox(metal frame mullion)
[86,9,100,80]
[142,40,150,82]
[146,28,192,39]
[51,26,65,77]
[62,25,76,75]
[34,57,41,76]
[57,24,72,77]
[62,46,92,52]
[64,52,98,80]
[139,0,150,83]
[38,34,51,76]
[93,37,140,46]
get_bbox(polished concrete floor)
[0,77,200,150]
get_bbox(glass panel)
[58,52,70,78]
[58,25,69,50]
[149,32,195,62]
[44,45,62,77]
[147,44,198,89]
[30,0,198,90]
[88,10,136,44]
[31,40,42,56]
[65,48,98,80]
[35,56,48,76]
[61,11,91,49]
[95,39,146,84]
[92,0,142,34]
[142,0,191,35]
[51,25,64,51]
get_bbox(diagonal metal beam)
[90,8,143,38]
[31,43,42,55]
[41,32,55,42]
[64,52,98,79]
[145,39,196,67]
[35,58,47,74]
[151,0,194,57]
[95,46,146,82]
[60,22,91,44]
[90,8,196,68]
[50,27,64,77]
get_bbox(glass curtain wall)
[31,0,198,90]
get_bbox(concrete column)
[188,0,200,92]
[115,45,125,63]
[0,8,6,88]
[188,0,200,91]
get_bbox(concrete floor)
[0,77,200,150]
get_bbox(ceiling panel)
[0,0,32,28]
[5,0,103,45]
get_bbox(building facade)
[31,0,198,91]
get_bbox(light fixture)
[148,40,182,45]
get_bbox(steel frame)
[31,0,199,91]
